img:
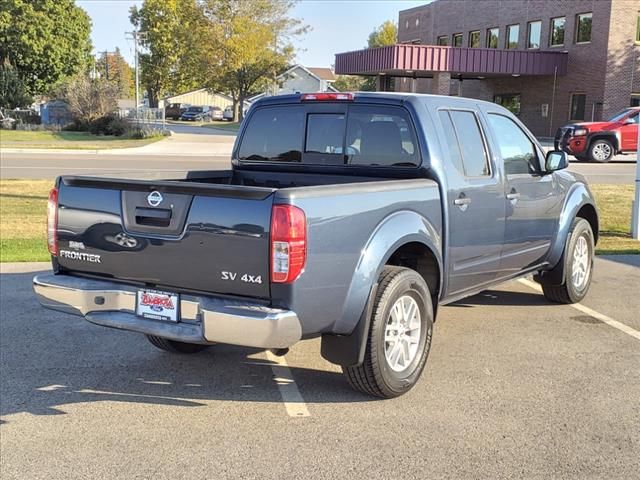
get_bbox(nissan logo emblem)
[147,191,163,207]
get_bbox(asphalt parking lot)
[1,257,638,480]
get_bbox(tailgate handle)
[135,207,172,227]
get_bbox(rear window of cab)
[237,105,421,167]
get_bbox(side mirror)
[545,150,568,172]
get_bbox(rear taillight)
[47,187,58,256]
[270,205,306,283]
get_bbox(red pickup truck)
[555,107,639,162]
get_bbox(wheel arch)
[587,131,620,154]
[320,210,442,366]
[540,183,599,284]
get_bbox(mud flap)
[320,283,378,367]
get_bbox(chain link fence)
[117,107,166,129]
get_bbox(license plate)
[136,289,180,322]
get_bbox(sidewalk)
[0,131,236,157]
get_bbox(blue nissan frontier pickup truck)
[34,92,599,398]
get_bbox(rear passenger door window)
[448,110,490,177]
[437,110,465,176]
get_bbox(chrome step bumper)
[33,273,301,349]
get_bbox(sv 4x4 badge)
[221,271,262,284]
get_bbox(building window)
[437,35,448,46]
[469,30,480,48]
[452,33,463,47]
[405,20,409,30]
[416,18,420,27]
[550,17,566,46]
[636,13,640,43]
[506,24,519,49]
[486,27,499,48]
[494,94,521,115]
[575,12,592,43]
[527,20,541,49]
[631,94,640,107]
[570,93,587,120]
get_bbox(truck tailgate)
[55,177,275,298]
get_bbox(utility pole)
[126,30,147,122]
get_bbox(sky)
[77,0,426,68]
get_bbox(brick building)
[335,0,640,137]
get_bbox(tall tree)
[129,0,205,107]
[334,20,397,93]
[367,20,397,48]
[0,65,32,108]
[199,0,307,121]
[0,0,92,95]
[97,48,135,99]
[57,75,118,124]
[362,20,398,91]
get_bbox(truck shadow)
[451,289,549,307]
[1,271,375,422]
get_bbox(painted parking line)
[518,278,640,341]
[265,350,311,418]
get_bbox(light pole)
[126,29,147,122]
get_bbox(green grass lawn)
[0,130,164,150]
[0,181,638,262]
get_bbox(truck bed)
[55,170,440,311]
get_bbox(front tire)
[343,266,434,398]
[145,335,210,354]
[540,217,594,304]
[588,139,614,163]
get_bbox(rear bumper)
[33,273,301,349]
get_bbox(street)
[1,143,637,184]
[1,257,639,479]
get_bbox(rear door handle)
[454,194,471,211]
[506,189,520,201]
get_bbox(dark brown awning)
[335,44,568,78]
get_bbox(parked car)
[210,106,223,121]
[180,106,211,122]
[223,105,249,121]
[34,92,599,398]
[223,105,234,121]
[555,107,639,162]
[165,103,190,120]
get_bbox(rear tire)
[342,266,434,398]
[587,139,614,163]
[540,217,594,304]
[145,335,210,354]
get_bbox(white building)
[250,65,338,102]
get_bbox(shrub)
[87,114,128,136]
[129,126,166,139]
[107,116,128,136]
[62,119,89,131]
